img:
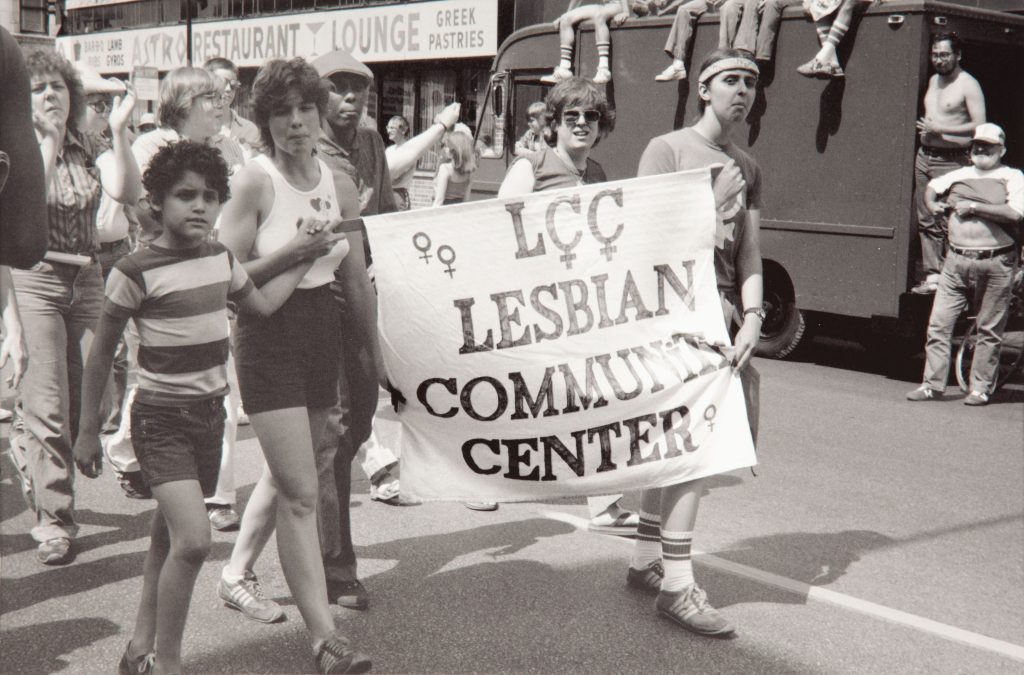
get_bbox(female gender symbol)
[703,404,717,431]
[413,232,432,263]
[437,245,456,278]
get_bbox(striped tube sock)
[596,41,611,69]
[660,529,695,592]
[815,21,829,46]
[826,20,849,49]
[559,45,573,70]
[629,511,662,569]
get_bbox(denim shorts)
[234,284,342,414]
[130,397,226,497]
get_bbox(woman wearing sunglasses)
[627,47,764,638]
[493,78,639,533]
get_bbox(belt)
[948,243,1017,260]
[920,145,970,158]
[97,238,129,253]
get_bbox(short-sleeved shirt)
[316,127,396,217]
[132,127,181,177]
[46,130,111,255]
[929,164,1024,218]
[638,127,762,311]
[104,241,254,405]
[517,145,608,191]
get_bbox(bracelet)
[435,121,451,132]
[743,306,766,322]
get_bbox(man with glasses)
[911,32,986,295]
[204,57,260,157]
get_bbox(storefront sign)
[57,0,497,74]
[364,170,757,502]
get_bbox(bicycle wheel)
[955,322,1024,393]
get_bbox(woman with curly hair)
[217,57,376,674]
[7,47,138,567]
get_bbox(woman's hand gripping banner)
[363,168,756,502]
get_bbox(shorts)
[235,283,342,414]
[131,397,226,497]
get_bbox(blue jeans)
[922,249,1018,394]
[8,260,104,542]
[913,148,970,278]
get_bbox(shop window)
[379,74,415,141]
[417,70,456,173]
[20,0,48,34]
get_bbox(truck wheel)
[755,280,805,359]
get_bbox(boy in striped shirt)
[73,141,342,675]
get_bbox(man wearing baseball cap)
[908,122,1022,406]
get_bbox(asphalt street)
[1,336,1022,674]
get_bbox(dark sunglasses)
[562,109,601,125]
[87,99,111,113]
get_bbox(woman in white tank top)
[217,58,376,672]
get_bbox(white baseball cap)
[973,123,1005,145]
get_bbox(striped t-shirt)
[104,241,254,405]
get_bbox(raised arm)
[95,88,141,204]
[386,103,460,177]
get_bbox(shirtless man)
[906,123,1022,406]
[911,32,986,294]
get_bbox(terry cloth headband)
[698,58,760,85]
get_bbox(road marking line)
[537,510,1024,663]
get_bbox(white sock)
[222,567,245,583]
[630,510,662,569]
[660,528,694,592]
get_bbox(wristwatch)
[744,306,767,322]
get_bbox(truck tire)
[754,267,806,359]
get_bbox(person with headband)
[632,48,764,637]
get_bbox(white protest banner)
[364,170,757,502]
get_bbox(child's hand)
[73,435,103,479]
[290,217,342,260]
[611,11,630,27]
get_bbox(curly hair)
[24,49,85,136]
[252,58,329,155]
[142,141,230,219]
[545,77,615,140]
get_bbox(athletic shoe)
[656,584,735,637]
[208,505,240,531]
[588,507,640,535]
[369,478,421,506]
[37,537,73,565]
[116,470,152,500]
[465,501,498,511]
[906,386,941,402]
[315,635,372,674]
[592,66,612,84]
[329,578,369,610]
[237,404,249,426]
[626,560,664,594]
[540,67,573,84]
[118,642,154,675]
[219,570,285,623]
[910,281,939,295]
[964,391,990,406]
[655,64,687,82]
[0,407,13,423]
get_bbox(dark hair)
[204,56,238,74]
[24,49,85,136]
[931,31,963,55]
[253,58,329,155]
[696,47,757,113]
[545,77,615,139]
[143,141,230,219]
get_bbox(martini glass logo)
[307,22,325,59]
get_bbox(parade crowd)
[0,7,1021,673]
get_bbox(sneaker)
[315,634,372,674]
[237,404,250,426]
[208,505,241,531]
[37,537,74,565]
[910,280,939,295]
[656,584,735,637]
[906,386,941,402]
[964,390,990,406]
[592,66,612,84]
[329,578,369,610]
[369,478,421,506]
[118,641,154,675]
[219,570,285,623]
[626,560,664,594]
[0,407,12,423]
[540,66,573,84]
[588,506,640,535]
[797,58,824,78]
[655,63,687,82]
[117,470,152,500]
[465,501,498,511]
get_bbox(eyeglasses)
[196,91,225,105]
[87,99,111,113]
[561,109,601,126]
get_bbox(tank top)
[443,170,470,204]
[252,154,349,289]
